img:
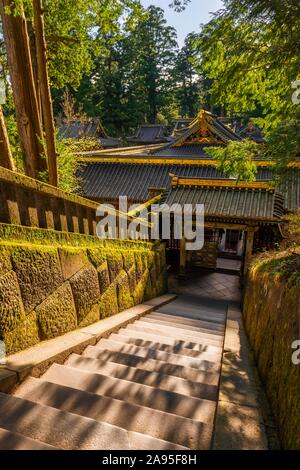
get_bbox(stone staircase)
[0,304,226,450]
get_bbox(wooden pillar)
[0,0,47,179]
[179,237,187,277]
[33,0,58,186]
[243,229,255,277]
[0,106,15,170]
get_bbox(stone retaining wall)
[192,241,218,269]
[243,260,300,449]
[0,240,166,355]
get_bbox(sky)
[140,0,224,47]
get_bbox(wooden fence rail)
[0,167,101,235]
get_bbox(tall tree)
[0,105,15,170]
[0,0,47,178]
[33,0,57,186]
[123,6,178,124]
[198,1,300,181]
[196,0,300,131]
[174,33,202,118]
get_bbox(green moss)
[134,252,143,283]
[147,251,155,270]
[122,251,135,273]
[133,269,149,304]
[107,251,123,282]
[143,273,155,301]
[36,282,77,339]
[253,252,300,286]
[78,304,99,327]
[3,311,40,355]
[58,247,89,280]
[97,261,110,294]
[141,251,148,271]
[116,270,134,311]
[243,269,300,449]
[99,282,119,319]
[87,248,107,268]
[0,270,25,333]
[0,235,166,356]
[69,264,100,324]
[10,245,63,313]
[127,265,137,294]
[0,245,12,277]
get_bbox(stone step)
[124,323,224,346]
[66,354,219,396]
[134,319,223,342]
[141,316,224,337]
[158,305,225,324]
[147,312,225,333]
[42,364,216,422]
[83,345,221,375]
[109,332,222,357]
[0,427,57,450]
[114,330,223,354]
[0,392,186,450]
[95,338,222,368]
[14,377,212,449]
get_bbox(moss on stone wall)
[11,246,63,313]
[0,236,167,356]
[99,282,119,319]
[0,271,25,333]
[243,252,300,449]
[36,283,78,339]
[107,251,123,282]
[3,312,40,355]
[0,246,12,277]
[116,270,134,311]
[69,265,100,325]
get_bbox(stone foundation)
[0,238,166,355]
[243,257,300,449]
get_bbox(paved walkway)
[0,269,278,449]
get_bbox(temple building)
[77,110,300,275]
[57,119,121,148]
[168,119,193,141]
[127,125,168,145]
[238,122,264,142]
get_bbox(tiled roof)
[78,163,228,202]
[161,179,284,222]
[78,161,300,212]
[127,126,168,144]
[238,123,264,142]
[57,120,120,148]
[154,144,215,158]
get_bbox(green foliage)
[205,139,259,181]
[169,0,191,12]
[195,0,300,131]
[264,112,300,183]
[74,5,179,133]
[173,33,203,117]
[56,139,95,193]
[44,0,144,90]
[284,209,300,247]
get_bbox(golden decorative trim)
[77,156,300,168]
[171,176,272,190]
